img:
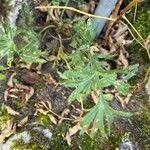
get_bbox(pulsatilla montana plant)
[60,19,139,138]
[0,4,46,66]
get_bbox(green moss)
[50,122,70,150]
[129,106,150,149]
[35,78,45,92]
[127,0,150,39]
[36,113,50,125]
[0,107,12,126]
[11,139,46,150]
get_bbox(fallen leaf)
[5,105,20,116]
[65,123,81,146]
[25,87,34,103]
[58,108,70,125]
[44,74,57,85]
[0,120,16,143]
[21,71,40,85]
[7,72,16,87]
[48,114,57,125]
[4,88,9,101]
[117,50,128,68]
[18,116,28,127]
[91,91,99,104]
[124,93,132,105]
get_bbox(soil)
[0,0,150,150]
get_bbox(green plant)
[0,105,12,126]
[0,4,46,66]
[60,19,138,138]
[0,65,6,80]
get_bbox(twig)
[48,109,77,121]
[36,5,116,21]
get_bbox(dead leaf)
[18,116,28,127]
[91,91,99,104]
[37,100,52,110]
[124,93,132,105]
[117,50,128,68]
[65,123,81,146]
[4,88,9,101]
[0,120,16,143]
[44,74,57,85]
[21,71,40,85]
[48,114,57,125]
[5,105,20,116]
[25,87,34,103]
[7,72,16,87]
[58,108,70,125]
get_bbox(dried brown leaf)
[58,108,70,125]
[124,93,132,105]
[18,116,28,127]
[0,120,16,143]
[65,123,81,146]
[44,74,57,85]
[25,87,34,103]
[48,114,57,125]
[5,105,20,116]
[91,91,99,104]
[4,88,10,101]
[7,72,16,87]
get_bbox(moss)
[127,0,150,39]
[129,106,150,149]
[50,122,70,150]
[36,113,50,125]
[11,139,46,150]
[35,78,45,92]
[0,107,12,126]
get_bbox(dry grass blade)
[36,5,115,21]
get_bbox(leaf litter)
[0,0,149,149]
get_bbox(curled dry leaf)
[48,114,57,125]
[124,93,132,105]
[35,100,52,115]
[4,88,9,101]
[25,86,34,103]
[5,105,20,116]
[44,74,57,85]
[7,72,16,87]
[91,91,99,104]
[117,50,128,68]
[18,116,28,127]
[21,71,40,85]
[65,123,81,146]
[58,108,70,125]
[0,120,16,143]
[5,83,34,104]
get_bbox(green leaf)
[80,95,132,138]
[0,74,5,80]
[114,81,131,95]
[73,19,96,44]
